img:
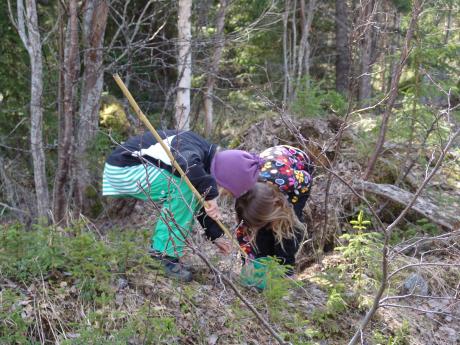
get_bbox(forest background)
[0,0,459,344]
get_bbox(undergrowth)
[0,214,439,345]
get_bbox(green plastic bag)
[239,258,270,290]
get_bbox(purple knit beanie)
[211,150,264,197]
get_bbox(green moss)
[99,94,130,134]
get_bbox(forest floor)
[83,195,458,345]
[1,116,459,345]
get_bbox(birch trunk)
[16,0,50,219]
[175,0,192,130]
[75,0,109,212]
[203,0,228,136]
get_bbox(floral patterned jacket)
[258,145,313,203]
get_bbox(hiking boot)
[163,260,193,282]
[149,250,193,282]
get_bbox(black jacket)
[106,130,219,200]
[252,228,302,269]
[237,193,309,273]
[106,130,223,240]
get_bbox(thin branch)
[380,294,459,303]
[379,303,460,319]
[388,262,460,280]
[0,202,30,214]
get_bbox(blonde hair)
[235,182,303,248]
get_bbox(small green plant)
[350,210,371,231]
[0,223,153,302]
[306,271,350,340]
[0,288,33,344]
[336,210,383,287]
[291,77,348,118]
[390,218,440,244]
[373,320,411,345]
[246,257,294,322]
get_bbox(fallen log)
[353,180,460,231]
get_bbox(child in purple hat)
[103,130,262,281]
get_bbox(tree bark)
[282,0,291,104]
[53,0,79,222]
[290,0,297,100]
[75,0,109,213]
[353,180,460,230]
[443,0,453,44]
[358,0,375,105]
[203,0,228,136]
[16,0,50,219]
[175,0,192,130]
[296,0,316,88]
[386,10,400,94]
[335,0,350,96]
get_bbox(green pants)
[130,169,198,258]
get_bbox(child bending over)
[234,145,314,289]
[103,130,263,281]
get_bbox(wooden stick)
[112,73,239,248]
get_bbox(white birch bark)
[16,0,50,219]
[175,0,192,130]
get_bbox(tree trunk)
[444,0,453,44]
[203,0,228,136]
[296,0,317,88]
[53,0,79,222]
[282,0,291,104]
[75,0,109,213]
[335,0,350,96]
[358,0,375,105]
[16,0,50,219]
[386,11,400,94]
[290,0,297,101]
[175,0,192,130]
[354,180,460,235]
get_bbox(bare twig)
[379,303,460,319]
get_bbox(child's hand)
[214,237,232,255]
[204,198,221,221]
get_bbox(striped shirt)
[102,163,162,196]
